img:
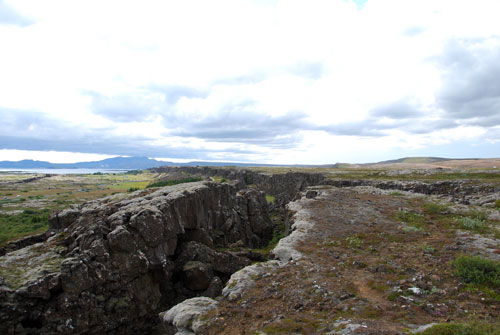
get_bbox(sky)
[0,0,499,164]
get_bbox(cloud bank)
[0,0,499,163]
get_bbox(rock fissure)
[0,181,276,334]
[3,168,499,334]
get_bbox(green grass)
[452,255,500,288]
[420,244,436,253]
[422,202,450,215]
[0,209,50,247]
[395,208,427,232]
[124,170,144,175]
[265,195,275,204]
[387,291,400,301]
[395,209,425,224]
[110,181,150,190]
[345,235,362,248]
[402,225,424,233]
[263,317,321,334]
[495,199,500,209]
[146,177,203,188]
[210,176,227,183]
[463,209,489,221]
[420,322,500,335]
[255,224,285,257]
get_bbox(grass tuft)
[265,195,275,204]
[423,202,450,215]
[458,216,487,231]
[420,322,500,335]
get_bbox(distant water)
[0,168,130,175]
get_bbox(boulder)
[159,297,218,335]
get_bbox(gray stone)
[0,181,273,334]
[160,297,218,334]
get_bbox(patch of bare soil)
[202,187,500,334]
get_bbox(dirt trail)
[203,186,499,334]
[353,271,391,309]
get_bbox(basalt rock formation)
[0,181,273,334]
[153,167,500,207]
[327,179,500,205]
[153,166,326,208]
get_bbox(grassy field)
[0,170,158,246]
[0,209,51,247]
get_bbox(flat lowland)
[203,186,500,334]
[0,170,157,247]
[366,158,500,170]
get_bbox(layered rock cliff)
[0,181,273,334]
[152,166,326,208]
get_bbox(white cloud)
[0,0,499,164]
[0,149,114,163]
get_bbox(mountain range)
[0,156,281,170]
[0,156,498,170]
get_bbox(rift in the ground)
[1,164,500,334]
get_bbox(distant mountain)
[0,156,290,170]
[0,159,55,169]
[1,156,491,170]
[60,157,168,169]
[0,157,167,170]
[371,157,450,165]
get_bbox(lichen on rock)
[159,297,218,335]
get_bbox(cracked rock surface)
[0,181,273,334]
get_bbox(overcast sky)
[1,0,499,164]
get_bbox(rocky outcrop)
[161,186,325,334]
[327,179,500,205]
[153,166,327,208]
[0,232,49,257]
[152,167,500,207]
[0,181,273,334]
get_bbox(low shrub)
[395,209,425,224]
[346,236,362,248]
[402,225,423,233]
[458,216,487,231]
[464,210,488,221]
[423,202,450,215]
[265,195,275,204]
[452,255,500,288]
[421,322,500,335]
